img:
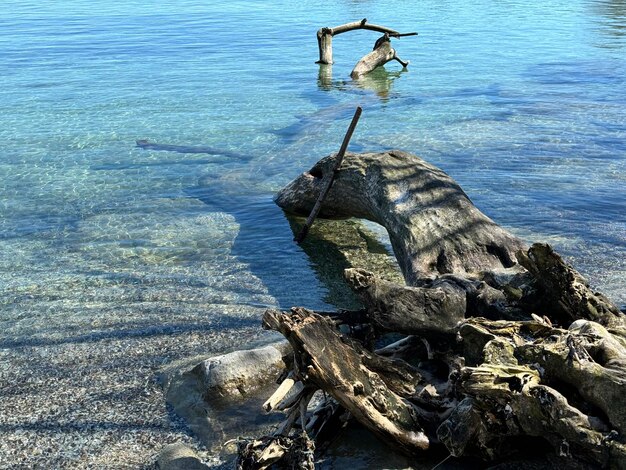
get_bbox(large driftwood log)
[263,307,430,454]
[447,317,626,466]
[251,309,626,467]
[233,151,626,468]
[275,150,526,285]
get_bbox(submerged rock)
[157,442,209,470]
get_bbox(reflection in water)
[317,64,334,91]
[317,64,407,101]
[591,0,626,47]
[352,67,407,101]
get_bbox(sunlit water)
[0,0,625,466]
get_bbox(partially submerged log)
[135,139,251,160]
[275,150,526,285]
[351,34,409,79]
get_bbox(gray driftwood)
[233,150,626,468]
[316,18,414,65]
[275,150,526,285]
[351,34,409,79]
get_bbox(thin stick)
[294,106,362,244]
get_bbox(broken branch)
[294,106,362,243]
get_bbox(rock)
[194,341,291,398]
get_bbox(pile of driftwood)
[235,148,626,469]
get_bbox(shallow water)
[1,0,625,466]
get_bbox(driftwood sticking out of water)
[229,150,626,468]
[351,34,409,79]
[275,151,526,285]
[316,18,416,68]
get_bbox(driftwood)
[295,107,362,243]
[316,18,416,65]
[275,150,525,285]
[351,34,409,79]
[234,150,626,468]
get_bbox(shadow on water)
[525,60,625,86]
[187,170,402,311]
[270,102,357,145]
[92,157,231,171]
[0,318,257,349]
[271,65,411,148]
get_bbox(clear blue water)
[1,1,625,357]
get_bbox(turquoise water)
[0,0,625,464]
[1,0,625,351]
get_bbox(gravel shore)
[0,305,267,469]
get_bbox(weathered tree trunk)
[263,307,430,454]
[344,267,467,335]
[518,243,624,330]
[275,150,526,285]
[446,317,626,466]
[317,28,334,65]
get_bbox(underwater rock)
[157,442,209,470]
